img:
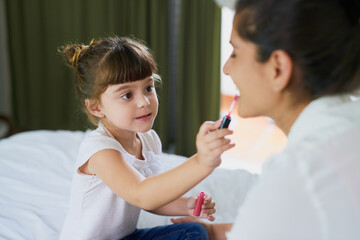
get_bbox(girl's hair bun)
[58,44,88,69]
[341,0,360,25]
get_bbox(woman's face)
[223,21,276,118]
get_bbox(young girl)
[58,36,234,240]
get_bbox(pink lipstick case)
[193,192,205,216]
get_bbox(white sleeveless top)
[60,124,162,240]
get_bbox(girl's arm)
[149,195,216,221]
[89,121,234,210]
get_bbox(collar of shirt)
[287,94,355,146]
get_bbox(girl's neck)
[118,135,143,160]
[101,121,144,159]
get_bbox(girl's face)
[223,21,276,118]
[97,76,158,134]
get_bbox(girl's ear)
[85,99,104,118]
[268,50,293,92]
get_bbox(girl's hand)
[186,193,216,221]
[196,120,235,168]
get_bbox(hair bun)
[341,0,360,25]
[58,44,88,69]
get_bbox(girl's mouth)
[136,113,152,121]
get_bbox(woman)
[172,0,360,239]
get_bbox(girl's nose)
[137,94,150,108]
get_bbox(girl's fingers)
[203,195,214,206]
[206,214,215,222]
[205,138,232,151]
[202,129,233,144]
[203,194,212,203]
[198,121,221,135]
[201,193,216,219]
[200,212,215,221]
[201,207,216,215]
[212,142,236,156]
[202,201,216,209]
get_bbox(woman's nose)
[223,58,230,76]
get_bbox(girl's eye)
[145,86,153,93]
[121,93,133,100]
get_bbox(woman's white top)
[60,124,162,240]
[227,95,360,240]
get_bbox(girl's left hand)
[186,193,215,221]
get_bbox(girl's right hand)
[196,120,235,168]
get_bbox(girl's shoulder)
[76,128,123,168]
[82,127,121,148]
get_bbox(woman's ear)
[268,50,293,92]
[85,99,104,118]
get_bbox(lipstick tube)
[193,192,205,216]
[219,115,231,129]
[219,93,239,129]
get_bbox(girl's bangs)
[100,45,157,85]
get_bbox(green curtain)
[176,0,222,156]
[5,0,170,147]
[6,0,221,155]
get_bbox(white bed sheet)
[0,130,257,240]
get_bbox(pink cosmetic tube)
[193,192,205,216]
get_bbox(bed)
[0,130,257,239]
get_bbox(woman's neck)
[271,98,310,136]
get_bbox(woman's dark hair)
[235,0,360,98]
[58,36,160,125]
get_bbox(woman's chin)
[237,109,261,119]
[237,108,250,118]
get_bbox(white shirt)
[227,95,360,240]
[60,124,162,240]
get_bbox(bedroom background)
[0,0,223,158]
[0,0,287,172]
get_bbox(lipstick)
[219,93,239,129]
[193,192,205,216]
